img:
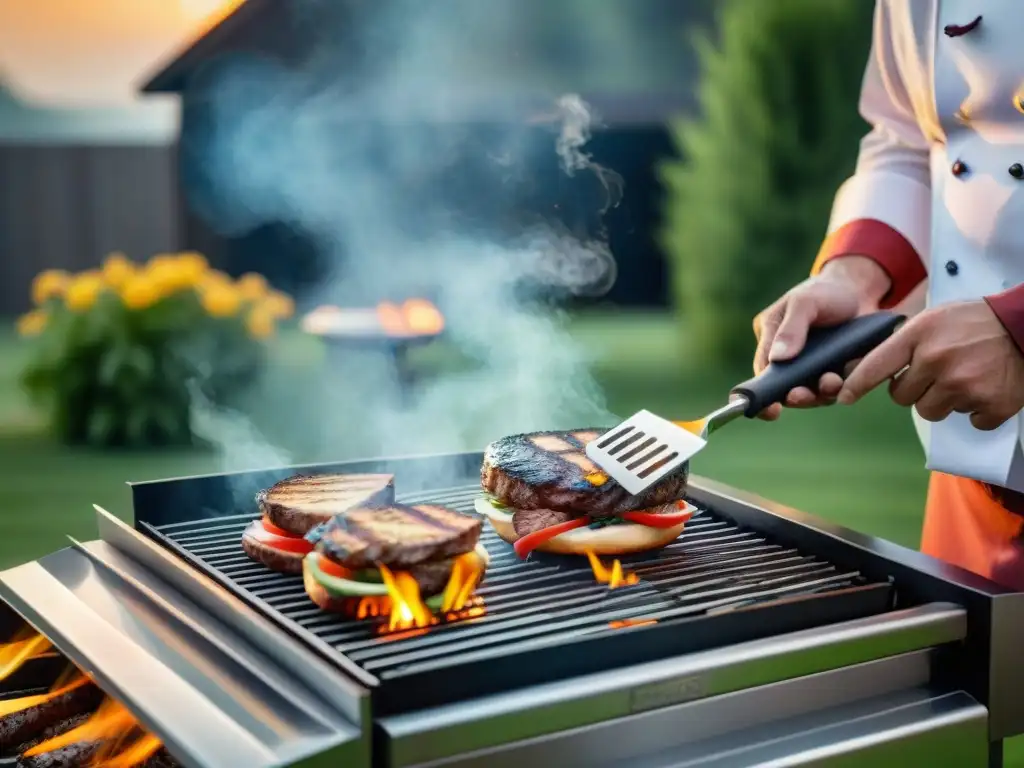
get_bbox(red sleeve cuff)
[811,219,926,309]
[985,284,1024,354]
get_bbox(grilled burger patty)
[240,535,304,575]
[257,473,395,536]
[482,428,689,517]
[308,503,482,570]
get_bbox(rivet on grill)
[952,159,969,177]
[1011,163,1024,180]
[945,260,959,277]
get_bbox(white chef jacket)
[819,0,1024,493]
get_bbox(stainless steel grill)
[1,453,1023,767]
[141,483,892,714]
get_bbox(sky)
[0,0,241,106]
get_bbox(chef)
[752,0,1024,589]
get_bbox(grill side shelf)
[141,482,897,715]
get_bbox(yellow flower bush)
[17,251,295,448]
[16,310,47,337]
[201,283,242,318]
[64,271,105,312]
[31,270,70,305]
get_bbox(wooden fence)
[0,143,180,315]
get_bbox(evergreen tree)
[660,0,874,369]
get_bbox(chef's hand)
[839,300,1024,430]
[752,256,892,420]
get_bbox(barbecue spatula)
[586,311,905,496]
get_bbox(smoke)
[183,0,628,482]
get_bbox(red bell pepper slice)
[621,509,694,528]
[261,516,301,538]
[513,517,590,558]
[311,552,356,580]
[245,519,314,555]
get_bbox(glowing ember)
[0,629,53,682]
[586,551,639,589]
[23,697,164,766]
[401,298,445,335]
[609,618,658,630]
[101,732,164,768]
[0,672,90,718]
[376,298,445,337]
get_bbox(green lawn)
[6,310,1018,765]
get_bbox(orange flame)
[0,671,90,718]
[99,732,163,768]
[358,550,487,633]
[378,565,434,632]
[0,629,53,683]
[376,299,445,337]
[585,551,639,589]
[23,697,164,767]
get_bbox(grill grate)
[144,484,893,715]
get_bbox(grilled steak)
[482,428,689,516]
[12,713,89,755]
[0,682,102,752]
[511,507,576,537]
[17,741,99,768]
[258,473,395,536]
[309,503,482,569]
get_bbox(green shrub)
[660,0,874,369]
[17,253,295,448]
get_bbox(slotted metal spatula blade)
[588,311,907,497]
[585,410,707,496]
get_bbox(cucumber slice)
[305,553,387,596]
[305,547,489,612]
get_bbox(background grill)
[142,484,894,715]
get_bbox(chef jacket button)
[945,260,959,276]
[952,160,969,177]
[1011,163,1024,179]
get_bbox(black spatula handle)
[730,311,905,417]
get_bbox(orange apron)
[922,472,1024,590]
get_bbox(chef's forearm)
[810,218,926,309]
[985,284,1024,353]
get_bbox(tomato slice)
[261,516,301,538]
[314,553,356,580]
[513,517,589,559]
[244,520,314,554]
[621,509,694,528]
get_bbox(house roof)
[138,0,706,122]
[139,0,279,94]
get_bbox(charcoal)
[11,714,89,755]
[141,748,181,767]
[16,741,99,768]
[0,684,102,754]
